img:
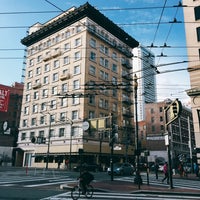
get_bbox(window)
[30,132,35,139]
[32,104,38,113]
[151,117,154,123]
[44,63,50,72]
[52,86,58,95]
[159,107,163,112]
[40,116,45,124]
[39,130,45,138]
[74,51,81,61]
[55,35,60,43]
[42,89,48,98]
[50,100,56,109]
[160,125,164,131]
[100,57,109,68]
[28,70,33,78]
[112,63,117,72]
[31,118,36,126]
[26,94,30,102]
[90,52,96,62]
[76,25,81,33]
[100,70,109,80]
[72,96,79,105]
[112,52,117,60]
[47,40,51,47]
[112,103,117,112]
[33,91,39,100]
[64,56,70,65]
[72,126,79,137]
[24,106,29,115]
[61,98,67,107]
[112,89,117,97]
[62,83,67,93]
[27,82,31,90]
[75,38,81,47]
[89,111,95,119]
[50,114,55,123]
[88,95,95,105]
[64,43,70,51]
[29,59,34,66]
[37,55,42,62]
[100,44,109,55]
[74,65,80,75]
[72,110,78,120]
[151,125,155,132]
[112,76,117,85]
[59,128,65,137]
[41,102,47,111]
[22,119,27,127]
[53,73,58,81]
[43,76,49,84]
[89,65,96,75]
[195,6,200,20]
[90,38,96,48]
[73,80,80,90]
[197,27,200,41]
[60,112,66,121]
[21,133,26,140]
[54,60,59,68]
[65,30,70,38]
[160,116,163,122]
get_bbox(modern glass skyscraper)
[132,45,157,121]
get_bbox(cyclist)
[78,168,94,194]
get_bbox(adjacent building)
[16,3,139,168]
[0,82,23,166]
[183,0,200,164]
[139,99,195,165]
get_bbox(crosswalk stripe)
[40,191,200,200]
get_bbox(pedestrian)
[65,159,69,170]
[162,162,169,184]
[154,162,159,180]
[178,162,184,177]
[194,163,199,177]
[78,168,94,194]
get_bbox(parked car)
[73,163,102,172]
[107,163,135,176]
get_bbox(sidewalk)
[61,173,200,197]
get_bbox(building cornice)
[21,2,139,48]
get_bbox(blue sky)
[0,0,190,104]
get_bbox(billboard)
[0,87,10,112]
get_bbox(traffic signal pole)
[164,99,182,189]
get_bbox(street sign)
[82,121,89,131]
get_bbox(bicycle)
[71,179,94,200]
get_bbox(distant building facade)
[17,3,139,168]
[140,99,195,164]
[183,0,200,164]
[0,82,23,166]
[132,45,156,121]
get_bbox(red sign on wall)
[0,87,10,112]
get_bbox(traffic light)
[109,124,118,146]
[170,99,182,120]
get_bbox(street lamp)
[46,113,52,170]
[133,74,142,189]
[67,118,73,170]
